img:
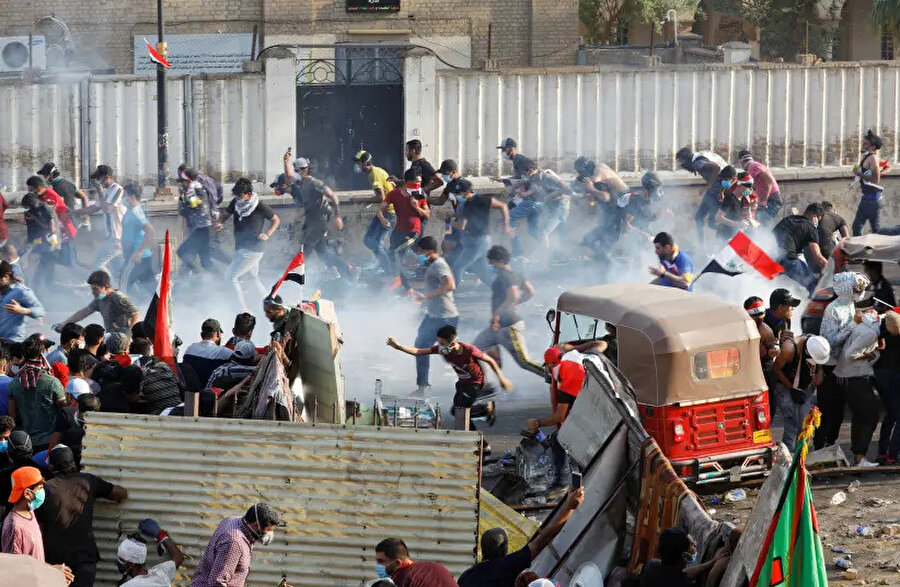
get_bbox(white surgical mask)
[261,530,274,545]
[353,164,363,174]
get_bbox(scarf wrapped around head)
[18,356,51,390]
[234,192,259,220]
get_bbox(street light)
[156,0,169,196]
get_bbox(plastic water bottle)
[834,557,853,570]
[831,491,848,505]
[725,489,747,502]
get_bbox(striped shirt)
[191,517,254,587]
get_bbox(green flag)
[750,409,828,586]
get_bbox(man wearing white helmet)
[773,333,831,451]
[117,518,184,586]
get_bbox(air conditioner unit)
[0,36,46,73]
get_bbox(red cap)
[544,347,562,366]
[557,361,586,396]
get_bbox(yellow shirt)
[369,166,396,214]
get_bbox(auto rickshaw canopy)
[557,283,766,406]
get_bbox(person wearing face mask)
[55,270,140,336]
[36,445,128,587]
[0,260,45,343]
[0,415,13,464]
[773,333,831,451]
[351,150,396,272]
[119,185,157,295]
[374,537,459,587]
[382,168,431,277]
[403,139,443,197]
[675,147,728,248]
[191,502,283,587]
[851,129,887,236]
[387,324,511,440]
[494,137,533,180]
[79,164,127,278]
[116,519,185,587]
[46,393,100,469]
[431,160,466,263]
[713,166,755,243]
[639,527,728,587]
[20,188,61,295]
[737,149,781,226]
[449,179,511,287]
[399,237,460,398]
[29,174,80,277]
[772,203,827,294]
[176,168,219,276]
[45,322,85,373]
[216,178,281,312]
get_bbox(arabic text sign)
[134,34,252,74]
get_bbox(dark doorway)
[296,46,405,191]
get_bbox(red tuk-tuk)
[549,283,774,483]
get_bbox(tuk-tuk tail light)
[673,420,686,443]
[756,409,768,426]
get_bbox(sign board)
[346,0,400,12]
[133,33,252,74]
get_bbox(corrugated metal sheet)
[477,492,540,561]
[436,63,900,176]
[0,74,265,191]
[82,413,481,587]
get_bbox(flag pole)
[299,244,304,306]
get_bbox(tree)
[871,0,900,38]
[634,0,702,32]
[579,0,635,44]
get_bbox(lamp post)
[155,0,170,196]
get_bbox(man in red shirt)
[27,175,79,269]
[387,324,511,441]
[374,537,458,587]
[381,168,429,272]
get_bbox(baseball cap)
[233,340,257,361]
[544,346,562,366]
[201,318,224,337]
[448,178,473,195]
[293,157,310,170]
[9,466,43,503]
[117,537,148,565]
[36,162,58,177]
[769,288,801,308]
[438,159,458,174]
[106,332,129,355]
[65,378,91,399]
[353,150,372,164]
[557,361,586,396]
[90,164,113,180]
[497,137,517,149]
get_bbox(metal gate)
[296,45,405,191]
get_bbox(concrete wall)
[434,61,900,177]
[0,74,265,191]
[0,0,579,73]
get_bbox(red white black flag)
[699,231,784,281]
[270,250,305,297]
[144,38,171,69]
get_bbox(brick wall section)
[0,0,579,72]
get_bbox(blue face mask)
[416,254,428,265]
[374,564,389,579]
[720,180,732,189]
[29,487,46,511]
[441,174,451,184]
[686,552,697,565]
[95,293,107,301]
[0,440,7,453]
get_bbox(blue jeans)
[363,213,395,270]
[451,233,492,286]
[509,199,543,257]
[550,429,572,487]
[879,225,900,236]
[776,382,816,452]
[694,186,720,245]
[414,315,459,386]
[877,369,900,458]
[756,192,783,226]
[779,256,817,294]
[852,197,883,236]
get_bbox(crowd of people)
[0,125,896,587]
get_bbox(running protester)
[851,129,887,235]
[675,147,727,247]
[351,150,396,271]
[19,190,59,296]
[473,246,544,377]
[216,178,280,312]
[119,186,157,295]
[616,171,670,243]
[772,203,827,293]
[29,176,79,272]
[714,166,756,242]
[387,324,512,437]
[738,150,781,225]
[284,154,353,281]
[406,237,459,398]
[432,160,465,263]
[36,162,89,212]
[84,165,127,279]
[55,270,140,336]
[495,137,533,180]
[177,167,221,275]
[404,139,443,197]
[649,232,694,290]
[381,168,430,275]
[449,179,511,287]
[572,157,629,261]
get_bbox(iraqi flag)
[270,249,305,297]
[750,408,828,587]
[144,230,175,367]
[699,231,784,281]
[144,38,171,69]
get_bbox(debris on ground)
[724,488,746,502]
[847,479,861,492]
[831,491,848,505]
